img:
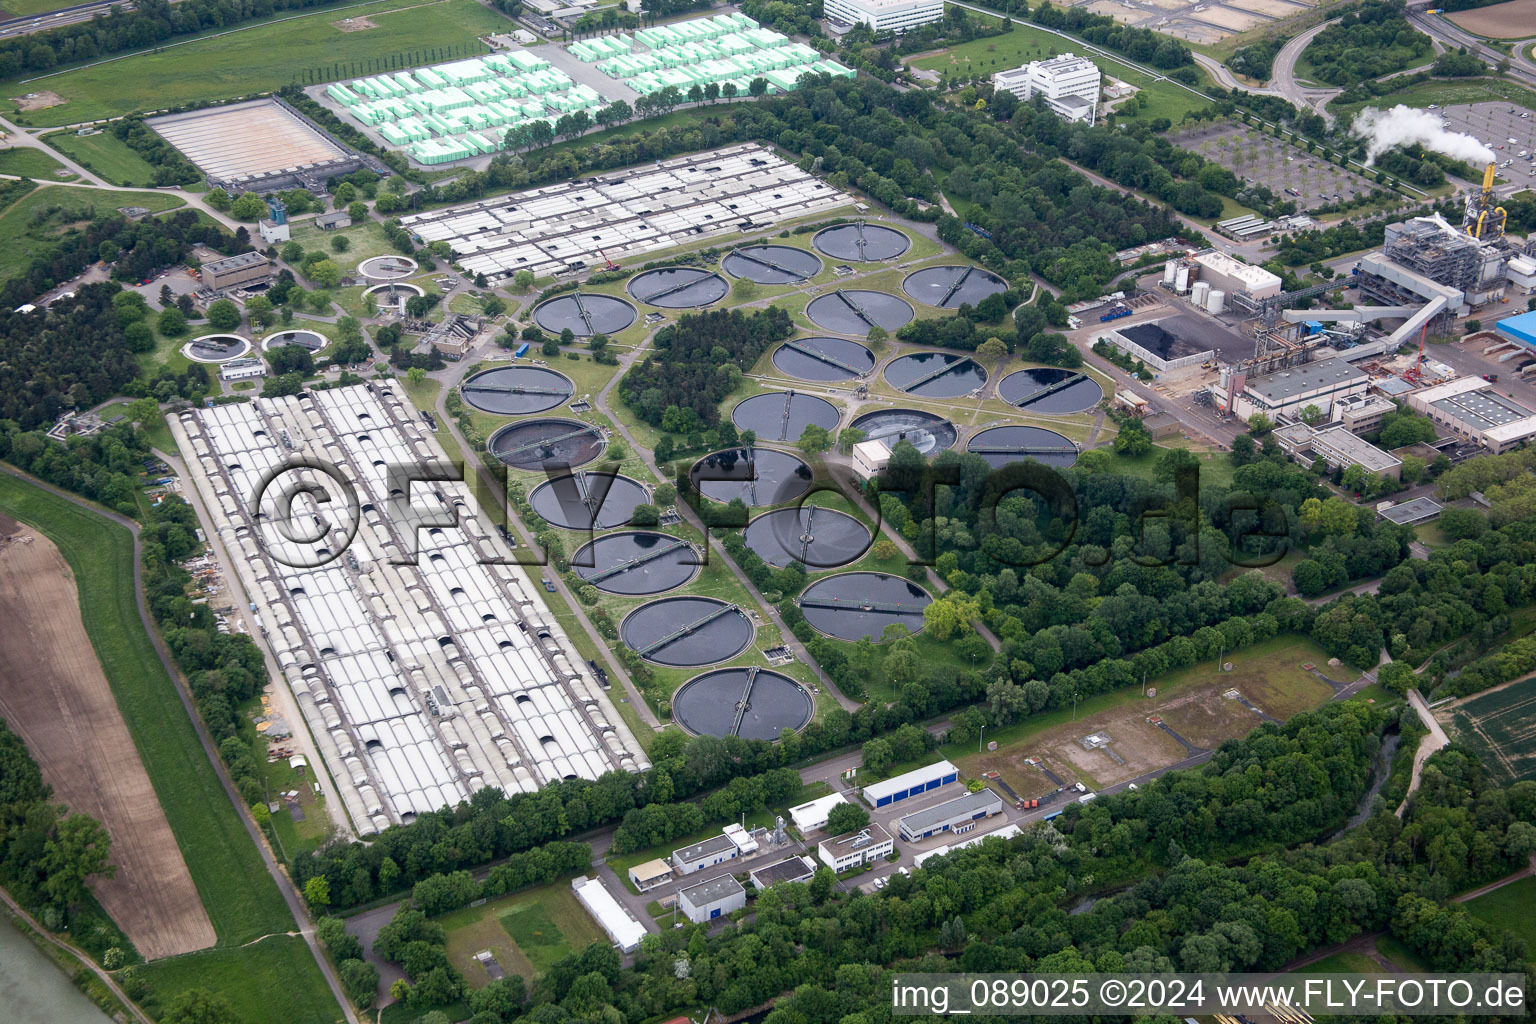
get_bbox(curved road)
[0,464,359,1024]
[1265,18,1343,124]
[1409,11,1536,89]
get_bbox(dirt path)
[1397,688,1451,818]
[0,522,215,959]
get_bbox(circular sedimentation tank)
[848,409,957,454]
[572,531,698,596]
[358,255,418,281]
[529,472,649,531]
[672,668,813,741]
[797,572,932,642]
[182,334,250,363]
[884,351,988,398]
[805,290,914,334]
[966,425,1079,469]
[731,390,841,443]
[812,223,911,262]
[362,282,424,312]
[460,366,574,415]
[488,418,605,470]
[532,293,636,337]
[902,265,1009,309]
[621,596,754,667]
[626,267,728,308]
[721,244,822,284]
[996,368,1104,415]
[771,336,875,382]
[742,506,871,570]
[689,447,813,507]
[261,328,327,353]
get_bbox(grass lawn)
[1464,876,1536,955]
[0,185,183,283]
[0,0,84,14]
[0,474,296,945]
[1295,951,1387,974]
[7,0,512,126]
[1329,77,1536,119]
[438,882,603,986]
[1374,934,1432,972]
[44,131,159,187]
[136,936,339,1024]
[0,145,72,179]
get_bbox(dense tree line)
[0,416,150,515]
[0,719,121,959]
[1030,2,1195,75]
[1299,0,1432,85]
[1,206,248,312]
[106,118,200,186]
[619,307,793,430]
[0,284,143,429]
[0,0,362,77]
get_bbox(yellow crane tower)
[1466,161,1508,240]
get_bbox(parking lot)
[1170,120,1381,212]
[1431,101,1536,184]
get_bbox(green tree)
[230,191,266,221]
[837,427,866,454]
[157,306,188,337]
[123,321,155,353]
[206,188,233,212]
[205,299,241,331]
[245,294,275,329]
[334,182,357,204]
[304,874,331,910]
[280,240,304,264]
[797,423,831,454]
[40,812,114,908]
[331,235,351,253]
[406,367,427,385]
[975,336,1009,362]
[513,269,535,291]
[1299,404,1324,426]
[307,259,343,289]
[347,201,368,222]
[862,737,894,774]
[160,989,240,1024]
[825,802,871,835]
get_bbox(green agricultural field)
[0,474,296,945]
[8,0,512,126]
[0,145,72,179]
[0,0,79,16]
[0,185,183,282]
[44,131,160,187]
[135,936,340,1024]
[438,882,605,986]
[1464,876,1536,956]
[1451,677,1536,783]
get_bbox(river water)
[0,915,113,1024]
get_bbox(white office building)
[824,0,943,33]
[992,53,1101,124]
[678,874,747,923]
[789,792,849,834]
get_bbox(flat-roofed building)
[1193,250,1282,300]
[992,53,1101,124]
[895,789,1004,842]
[219,357,267,382]
[824,0,943,33]
[1336,394,1397,435]
[912,823,1021,868]
[202,251,271,292]
[1407,376,1536,453]
[861,759,959,808]
[748,855,816,891]
[1310,426,1402,481]
[1228,359,1370,423]
[817,822,894,872]
[628,859,673,893]
[671,824,759,876]
[1378,497,1443,526]
[678,874,746,923]
[789,791,848,833]
[572,876,648,952]
[851,439,890,483]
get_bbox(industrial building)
[1274,423,1402,480]
[150,99,372,193]
[671,823,759,876]
[315,210,353,230]
[789,791,848,833]
[824,0,944,33]
[817,822,894,871]
[399,144,847,281]
[171,381,649,834]
[596,16,850,101]
[202,251,272,292]
[911,823,1021,868]
[1407,377,1536,453]
[1192,250,1282,301]
[219,358,267,383]
[860,759,960,808]
[572,876,647,952]
[748,855,817,891]
[677,874,747,923]
[895,789,1004,842]
[1378,497,1443,526]
[1496,309,1536,349]
[850,439,891,483]
[628,859,673,893]
[1104,315,1241,373]
[1335,394,1397,436]
[1218,358,1370,423]
[991,53,1100,124]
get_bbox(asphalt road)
[1265,19,1343,124]
[1409,11,1536,90]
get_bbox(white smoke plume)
[1352,104,1497,166]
